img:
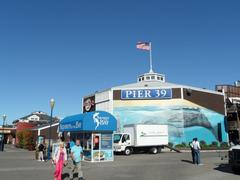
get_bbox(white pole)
[149,42,153,73]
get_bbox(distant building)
[13,111,59,126]
[216,81,240,142]
[13,111,61,147]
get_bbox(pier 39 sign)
[121,88,172,100]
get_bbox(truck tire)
[124,148,132,156]
[232,166,240,173]
[150,147,158,154]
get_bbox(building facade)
[83,72,228,145]
[216,81,240,142]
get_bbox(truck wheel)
[232,166,239,173]
[150,147,158,154]
[124,148,132,156]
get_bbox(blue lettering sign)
[60,120,82,131]
[121,89,172,99]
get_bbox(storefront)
[59,111,117,162]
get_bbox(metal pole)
[149,42,153,73]
[2,116,6,151]
[47,108,53,160]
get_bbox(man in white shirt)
[191,138,202,165]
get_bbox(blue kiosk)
[59,111,117,162]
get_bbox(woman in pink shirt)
[54,142,67,180]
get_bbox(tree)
[17,131,24,148]
[17,130,35,150]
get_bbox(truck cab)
[114,133,132,155]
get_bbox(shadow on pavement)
[181,159,194,164]
[214,163,240,175]
[62,173,70,180]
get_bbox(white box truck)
[114,124,168,155]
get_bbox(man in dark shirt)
[38,143,45,161]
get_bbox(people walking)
[70,139,84,180]
[53,142,67,180]
[189,139,195,164]
[38,142,45,162]
[191,138,202,165]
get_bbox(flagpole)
[149,42,153,73]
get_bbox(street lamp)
[47,98,55,160]
[1,114,7,151]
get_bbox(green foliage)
[17,131,24,148]
[17,130,35,150]
[175,144,185,148]
[168,142,173,148]
[173,140,229,150]
[220,142,229,149]
[181,142,187,147]
[200,140,208,148]
[175,142,187,149]
[209,141,218,148]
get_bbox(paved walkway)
[0,145,239,180]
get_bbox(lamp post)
[47,98,55,160]
[2,114,7,151]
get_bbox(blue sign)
[60,119,82,132]
[121,89,172,100]
[59,111,117,132]
[101,134,113,150]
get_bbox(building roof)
[31,122,59,131]
[112,80,223,96]
[13,111,60,124]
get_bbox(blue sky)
[0,0,240,123]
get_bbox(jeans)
[194,150,200,165]
[70,161,83,179]
[39,151,44,161]
[191,149,195,164]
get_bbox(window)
[146,76,150,80]
[151,76,155,80]
[114,134,122,143]
[122,134,130,143]
[157,76,160,80]
[139,78,141,82]
[142,77,144,80]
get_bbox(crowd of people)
[37,139,84,180]
[35,136,204,179]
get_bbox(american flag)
[136,42,151,51]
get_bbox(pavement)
[0,145,239,180]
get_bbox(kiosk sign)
[60,120,82,132]
[93,112,109,130]
[121,88,172,100]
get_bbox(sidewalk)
[2,144,30,153]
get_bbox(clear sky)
[0,0,240,123]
